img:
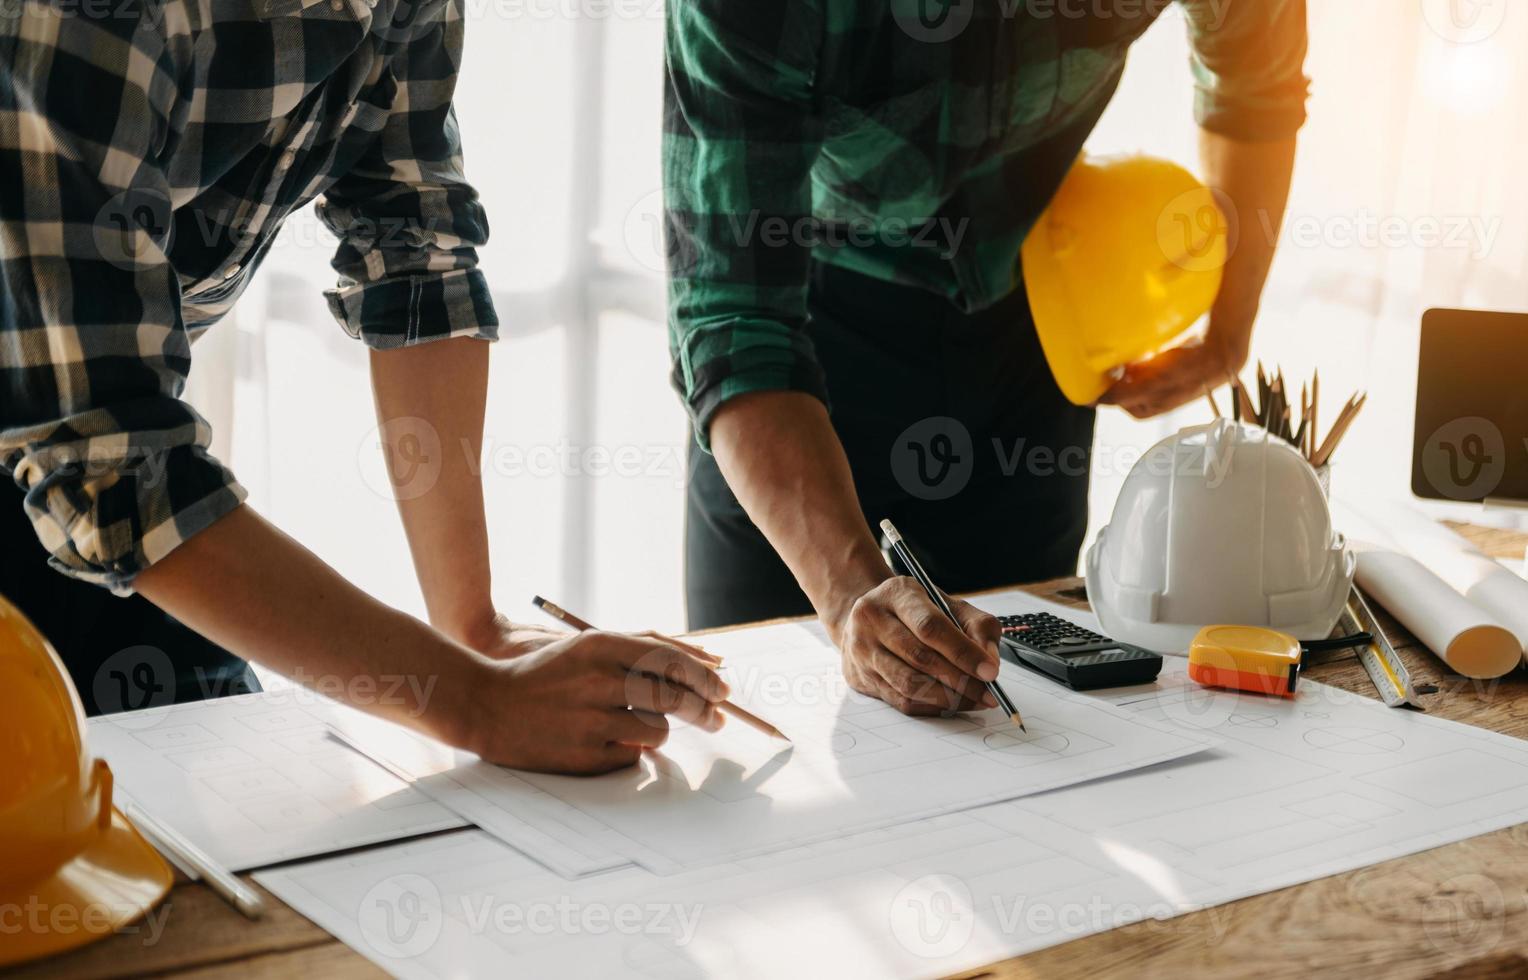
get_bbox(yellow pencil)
[531,596,789,742]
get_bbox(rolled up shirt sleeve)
[317,0,497,350]
[1,7,245,594]
[664,0,829,448]
[1179,0,1310,141]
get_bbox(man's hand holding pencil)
[448,628,731,775]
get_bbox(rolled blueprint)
[1371,505,1528,668]
[1354,546,1521,679]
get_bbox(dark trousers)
[0,478,258,716]
[684,261,1096,630]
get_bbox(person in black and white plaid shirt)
[1,0,727,772]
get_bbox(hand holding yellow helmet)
[0,594,172,967]
[1023,154,1230,406]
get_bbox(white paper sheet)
[330,716,636,878]
[89,690,468,871]
[341,609,1213,875]
[258,626,1528,980]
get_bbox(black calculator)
[998,613,1163,691]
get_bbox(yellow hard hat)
[1023,154,1228,406]
[0,594,172,967]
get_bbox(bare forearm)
[707,390,1000,713]
[134,504,484,746]
[1201,130,1297,359]
[708,391,889,639]
[369,336,495,644]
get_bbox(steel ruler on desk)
[1336,586,1428,709]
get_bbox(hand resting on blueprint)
[836,577,1002,716]
[456,630,732,774]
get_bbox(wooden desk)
[14,529,1528,980]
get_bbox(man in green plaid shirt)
[665,0,1308,713]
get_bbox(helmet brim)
[0,807,173,967]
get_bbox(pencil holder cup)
[1315,464,1331,500]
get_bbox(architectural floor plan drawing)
[260,592,1528,980]
[343,617,1214,875]
[330,717,640,878]
[89,691,468,870]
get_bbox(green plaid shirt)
[664,0,1308,443]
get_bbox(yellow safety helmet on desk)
[1023,154,1229,405]
[0,594,172,967]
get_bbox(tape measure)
[1187,623,1384,699]
[1188,626,1305,697]
[1338,586,1427,710]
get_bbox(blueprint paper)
[342,615,1213,875]
[258,591,1528,979]
[89,690,467,871]
[331,715,636,878]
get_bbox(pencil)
[1312,393,1366,468]
[531,596,788,741]
[879,519,1026,732]
[127,803,264,919]
[1234,379,1258,423]
[1311,371,1320,459]
[531,596,722,666]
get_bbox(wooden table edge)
[16,533,1528,980]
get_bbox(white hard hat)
[1086,419,1355,655]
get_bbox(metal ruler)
[1336,586,1427,710]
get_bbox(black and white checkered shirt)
[1,0,497,593]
